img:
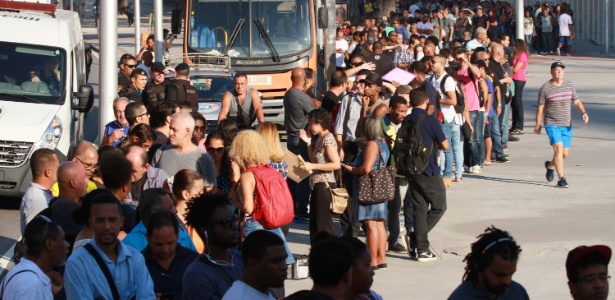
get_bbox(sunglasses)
[212,214,240,229]
[137,112,149,118]
[351,61,364,67]
[206,147,225,155]
[125,64,137,69]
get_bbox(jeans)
[408,174,447,252]
[389,177,411,244]
[468,111,485,167]
[286,140,310,217]
[499,103,511,148]
[439,122,464,179]
[541,31,554,52]
[511,80,526,131]
[525,34,533,51]
[489,114,504,158]
[243,219,295,265]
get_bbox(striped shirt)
[538,80,579,127]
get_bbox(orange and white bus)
[179,0,319,127]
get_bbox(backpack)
[433,74,465,114]
[246,164,294,229]
[394,114,431,176]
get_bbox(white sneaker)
[470,165,482,174]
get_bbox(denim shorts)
[545,125,572,148]
[559,36,572,46]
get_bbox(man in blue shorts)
[534,62,589,188]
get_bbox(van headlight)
[34,116,63,151]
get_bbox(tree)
[377,0,397,20]
[118,0,128,14]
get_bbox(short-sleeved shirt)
[142,245,199,299]
[335,39,349,68]
[448,279,530,300]
[283,88,316,145]
[430,73,458,123]
[404,108,446,176]
[104,120,130,147]
[222,280,276,300]
[151,145,217,187]
[417,21,433,37]
[309,132,337,188]
[512,52,528,81]
[321,90,342,113]
[456,66,480,112]
[366,53,395,77]
[558,13,573,36]
[182,252,244,300]
[538,80,579,127]
[334,92,362,141]
[0,258,52,300]
[123,221,196,252]
[20,182,53,235]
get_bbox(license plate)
[248,75,272,86]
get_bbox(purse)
[320,173,349,214]
[357,145,395,204]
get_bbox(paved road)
[0,2,613,299]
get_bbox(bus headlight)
[34,116,63,152]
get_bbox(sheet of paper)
[382,67,416,85]
[284,150,311,183]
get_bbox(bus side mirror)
[171,9,182,34]
[318,7,328,28]
[72,85,94,113]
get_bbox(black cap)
[151,62,166,73]
[367,36,376,44]
[175,63,190,72]
[364,72,382,87]
[566,245,611,281]
[551,61,565,70]
[131,68,147,78]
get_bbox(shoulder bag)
[319,173,348,214]
[357,144,395,204]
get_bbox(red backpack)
[246,164,295,229]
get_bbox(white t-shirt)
[431,73,460,123]
[0,259,53,300]
[221,280,276,300]
[558,13,573,37]
[335,39,349,68]
[417,21,434,37]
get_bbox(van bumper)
[0,149,67,198]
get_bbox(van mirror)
[72,85,94,113]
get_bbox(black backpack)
[433,74,465,114]
[394,114,431,176]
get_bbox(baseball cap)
[367,36,376,44]
[364,72,382,86]
[175,63,190,72]
[565,245,612,281]
[151,62,166,73]
[551,61,565,70]
[395,85,411,95]
[131,68,147,78]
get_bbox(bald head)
[72,142,98,178]
[490,43,504,60]
[291,67,305,81]
[125,145,148,167]
[57,161,89,202]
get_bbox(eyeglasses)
[577,274,611,284]
[206,147,225,155]
[39,215,52,240]
[75,156,98,170]
[211,214,239,229]
[137,112,149,118]
[125,64,137,69]
[351,61,364,67]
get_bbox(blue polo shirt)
[104,120,130,147]
[404,108,446,176]
[448,280,530,300]
[64,238,156,300]
[122,221,197,252]
[142,245,199,299]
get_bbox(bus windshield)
[190,0,312,58]
[0,42,66,104]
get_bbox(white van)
[0,1,93,197]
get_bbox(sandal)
[454,177,463,182]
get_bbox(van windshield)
[0,42,66,104]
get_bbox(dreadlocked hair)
[462,226,522,282]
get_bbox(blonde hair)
[256,122,285,162]
[229,130,270,167]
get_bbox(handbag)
[320,173,349,214]
[357,144,395,204]
[462,122,472,140]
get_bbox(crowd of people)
[3,0,604,299]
